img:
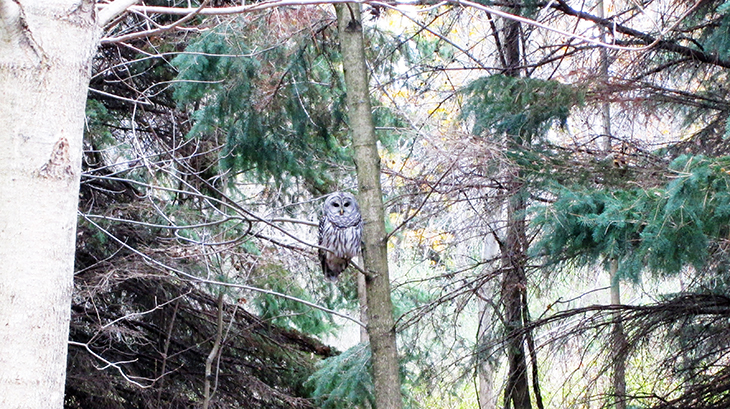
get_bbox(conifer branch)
[80,212,367,328]
[99,0,701,54]
[550,0,730,68]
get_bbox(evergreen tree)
[524,1,730,407]
[70,2,730,409]
[171,10,350,191]
[74,7,352,407]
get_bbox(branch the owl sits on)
[318,192,363,281]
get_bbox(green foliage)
[172,15,350,190]
[172,15,412,191]
[367,27,418,89]
[460,75,583,142]
[696,1,730,60]
[252,263,348,336]
[307,343,375,409]
[305,284,432,408]
[535,185,653,281]
[366,27,442,150]
[536,155,730,281]
[84,99,115,142]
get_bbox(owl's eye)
[332,203,340,208]
[343,202,351,207]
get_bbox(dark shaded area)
[69,10,338,405]
[66,268,333,409]
[68,167,335,409]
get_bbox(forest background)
[4,0,730,408]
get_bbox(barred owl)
[318,192,363,281]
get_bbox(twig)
[101,0,211,44]
[100,292,190,330]
[68,340,158,388]
[81,213,367,328]
[103,0,706,53]
[203,292,225,409]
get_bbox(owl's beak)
[339,208,344,215]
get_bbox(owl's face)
[323,192,360,227]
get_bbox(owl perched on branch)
[318,192,363,281]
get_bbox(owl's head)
[323,192,360,225]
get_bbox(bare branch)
[68,340,159,388]
[103,0,706,54]
[549,0,730,68]
[203,292,224,409]
[97,0,140,26]
[101,0,211,44]
[99,292,191,331]
[80,212,367,328]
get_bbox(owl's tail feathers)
[324,268,340,282]
[322,259,350,281]
[319,251,349,282]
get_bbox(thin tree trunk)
[597,0,612,153]
[203,292,225,409]
[595,0,627,399]
[498,3,533,408]
[156,299,180,407]
[478,295,497,409]
[358,269,372,409]
[610,260,627,409]
[359,268,370,344]
[523,289,544,409]
[0,1,99,407]
[336,4,403,408]
[501,189,531,409]
[478,229,500,409]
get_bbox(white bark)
[478,229,501,409]
[0,1,98,407]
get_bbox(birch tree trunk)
[0,1,99,407]
[478,231,501,409]
[336,4,404,408]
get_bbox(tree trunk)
[359,269,370,344]
[596,0,612,154]
[0,1,99,407]
[500,188,531,409]
[478,227,501,409]
[610,260,627,409]
[497,4,533,408]
[336,4,403,408]
[203,292,225,409]
[596,0,627,401]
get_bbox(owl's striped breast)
[320,222,361,260]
